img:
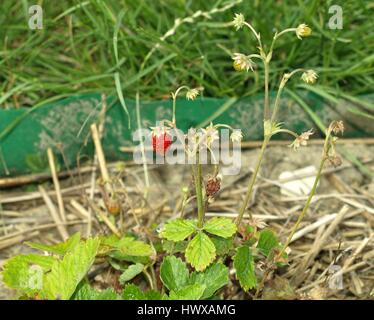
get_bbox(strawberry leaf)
[25,232,81,255]
[233,245,257,291]
[73,283,120,300]
[42,237,100,300]
[2,254,56,295]
[119,263,144,284]
[123,284,146,300]
[185,231,216,271]
[189,262,229,299]
[203,217,236,238]
[115,237,153,257]
[257,229,280,257]
[122,284,162,300]
[160,256,189,291]
[160,219,197,242]
[168,284,206,300]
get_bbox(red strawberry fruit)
[152,132,173,155]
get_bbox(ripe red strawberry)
[152,132,173,155]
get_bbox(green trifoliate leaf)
[203,217,236,238]
[185,231,216,271]
[168,284,206,300]
[42,237,100,300]
[160,256,189,291]
[159,219,197,242]
[189,262,229,299]
[233,245,257,291]
[119,263,144,284]
[25,232,81,255]
[257,229,280,257]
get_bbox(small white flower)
[150,125,169,137]
[230,130,243,143]
[301,70,318,84]
[296,24,312,39]
[186,88,199,100]
[186,127,198,142]
[232,53,255,72]
[289,129,314,150]
[233,13,245,31]
[201,124,219,147]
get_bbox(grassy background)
[0,0,374,109]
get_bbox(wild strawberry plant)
[1,14,345,300]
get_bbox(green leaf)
[123,284,146,300]
[162,240,187,254]
[185,231,216,271]
[203,217,236,238]
[115,237,153,257]
[145,290,162,300]
[119,263,144,284]
[233,245,257,291]
[160,256,189,291]
[189,262,229,299]
[100,235,153,257]
[25,232,81,255]
[2,254,55,295]
[42,237,100,300]
[122,284,161,300]
[168,284,205,300]
[210,236,234,256]
[160,219,197,242]
[73,283,120,300]
[257,229,280,257]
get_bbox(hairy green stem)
[236,136,270,226]
[264,61,270,120]
[193,157,205,228]
[276,134,331,260]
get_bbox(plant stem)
[264,61,270,120]
[172,96,176,125]
[236,136,270,226]
[193,156,205,228]
[276,134,330,260]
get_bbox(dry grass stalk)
[47,147,66,223]
[38,186,69,241]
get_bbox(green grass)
[0,0,374,109]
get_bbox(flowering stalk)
[193,156,205,228]
[171,86,200,125]
[232,14,317,227]
[276,121,343,260]
[253,121,343,298]
[236,135,269,224]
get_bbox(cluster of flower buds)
[295,24,312,39]
[325,121,345,167]
[301,70,318,84]
[186,123,243,156]
[232,53,255,72]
